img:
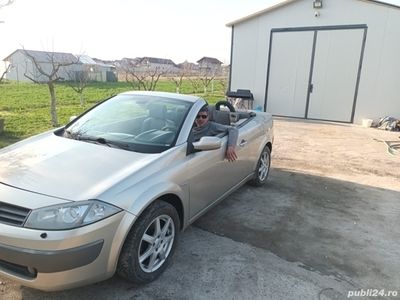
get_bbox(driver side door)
[186,112,251,220]
[187,136,240,220]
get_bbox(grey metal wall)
[229,0,400,123]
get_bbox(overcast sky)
[1,0,400,66]
[0,0,279,65]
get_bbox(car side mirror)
[193,136,221,151]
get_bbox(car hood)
[0,132,161,201]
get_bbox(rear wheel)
[117,201,180,284]
[249,145,271,186]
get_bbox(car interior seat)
[142,103,171,132]
[208,105,231,125]
[175,108,186,126]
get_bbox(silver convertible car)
[0,91,273,291]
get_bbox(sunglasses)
[196,114,208,119]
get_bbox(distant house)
[196,57,223,74]
[119,56,179,75]
[78,55,117,82]
[177,60,199,75]
[3,49,76,82]
[119,57,140,68]
[3,49,116,82]
[92,57,119,66]
[140,57,179,74]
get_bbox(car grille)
[0,202,31,226]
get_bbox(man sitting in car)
[192,105,238,162]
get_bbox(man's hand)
[226,146,237,162]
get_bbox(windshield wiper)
[64,129,76,138]
[75,134,131,150]
[64,129,135,151]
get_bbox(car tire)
[248,145,271,186]
[117,200,180,284]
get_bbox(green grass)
[0,80,226,148]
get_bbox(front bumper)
[0,239,104,275]
[0,211,136,291]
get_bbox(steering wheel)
[162,125,176,132]
[215,100,235,112]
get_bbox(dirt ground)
[272,118,400,192]
[1,117,400,299]
[197,118,400,297]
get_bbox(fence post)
[0,119,4,134]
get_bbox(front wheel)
[248,145,271,186]
[117,201,180,284]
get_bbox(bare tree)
[122,58,167,91]
[121,70,140,90]
[169,73,185,94]
[23,49,79,126]
[168,62,195,93]
[169,69,188,94]
[120,59,141,89]
[65,66,91,106]
[138,66,165,91]
[187,75,202,94]
[0,64,11,83]
[216,76,228,94]
[199,70,215,94]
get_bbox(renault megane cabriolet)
[0,91,273,291]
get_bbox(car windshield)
[63,94,192,153]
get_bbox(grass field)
[0,80,226,148]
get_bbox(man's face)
[195,111,209,127]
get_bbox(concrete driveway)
[1,118,400,300]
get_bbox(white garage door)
[266,31,314,118]
[266,26,366,123]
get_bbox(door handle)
[239,139,247,147]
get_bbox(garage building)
[227,0,400,123]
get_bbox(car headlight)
[24,200,122,230]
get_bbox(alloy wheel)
[138,215,175,273]
[258,149,270,181]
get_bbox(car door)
[187,125,255,220]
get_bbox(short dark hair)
[199,105,209,113]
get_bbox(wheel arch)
[156,193,184,230]
[266,141,272,153]
[130,191,185,231]
[123,179,188,227]
[252,140,272,172]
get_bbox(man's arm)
[211,122,238,161]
